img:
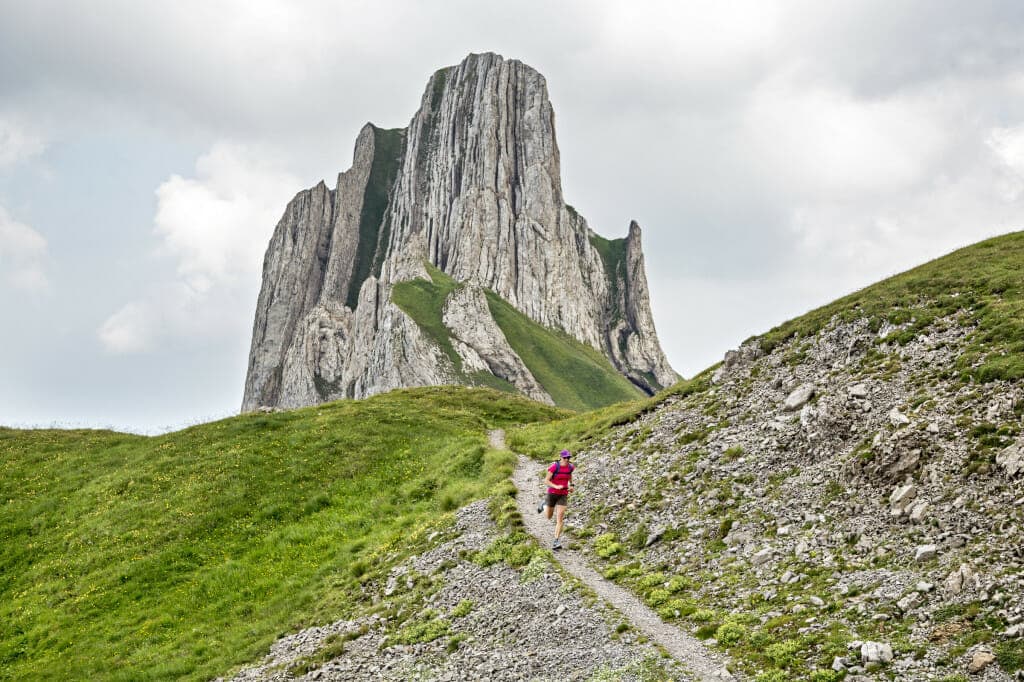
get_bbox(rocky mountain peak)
[242,53,677,412]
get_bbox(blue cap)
[560,450,571,458]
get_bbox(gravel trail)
[491,430,735,681]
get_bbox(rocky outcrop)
[243,53,677,411]
[441,286,553,404]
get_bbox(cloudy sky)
[2,1,1024,433]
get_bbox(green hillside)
[758,231,1024,382]
[392,263,643,410]
[0,387,564,680]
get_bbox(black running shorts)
[545,492,568,507]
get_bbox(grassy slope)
[346,126,405,310]
[391,264,642,410]
[588,232,627,321]
[390,263,463,371]
[484,291,641,410]
[0,387,563,680]
[758,231,1024,382]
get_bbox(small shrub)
[695,623,719,639]
[390,613,450,646]
[473,532,537,568]
[446,633,468,652]
[594,533,624,558]
[691,609,717,623]
[823,480,844,502]
[764,639,802,668]
[722,445,744,461]
[715,621,747,647]
[603,565,627,580]
[637,572,667,589]
[645,589,671,607]
[451,599,473,618]
[628,523,649,550]
[755,670,788,682]
[667,575,692,593]
[996,639,1024,672]
[521,553,549,583]
[809,671,842,682]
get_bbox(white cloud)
[598,0,779,78]
[0,204,49,292]
[0,116,45,167]
[99,142,300,353]
[744,77,947,201]
[988,123,1024,200]
[153,142,301,291]
[97,302,156,353]
[98,278,254,354]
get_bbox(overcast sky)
[2,1,1024,433]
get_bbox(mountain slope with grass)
[391,264,642,411]
[0,388,566,680]
[507,231,1024,681]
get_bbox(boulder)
[997,441,1024,477]
[848,383,870,399]
[644,525,666,547]
[968,650,995,673]
[908,501,929,523]
[860,641,894,664]
[889,484,917,512]
[751,547,774,566]
[888,407,910,426]
[783,384,816,411]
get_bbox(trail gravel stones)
[224,499,692,681]
[512,454,732,682]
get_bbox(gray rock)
[888,407,910,426]
[968,649,995,673]
[645,525,667,547]
[945,564,977,595]
[914,544,938,562]
[860,641,894,664]
[997,441,1024,477]
[783,384,816,411]
[897,592,921,611]
[848,383,870,399]
[1004,623,1024,638]
[908,500,930,523]
[442,285,552,405]
[889,484,917,512]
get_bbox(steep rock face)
[242,53,677,412]
[441,285,553,404]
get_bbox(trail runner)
[537,449,575,549]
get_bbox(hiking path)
[489,429,736,682]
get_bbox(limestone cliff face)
[242,53,677,412]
